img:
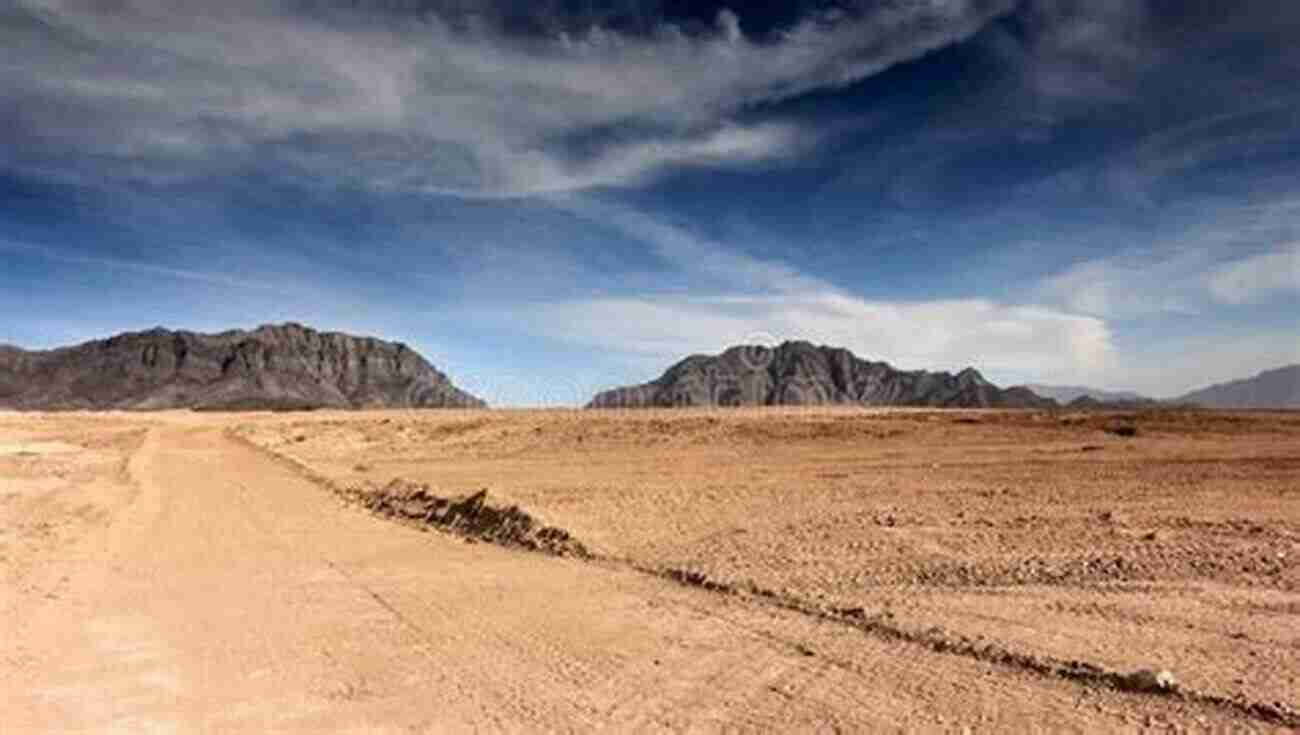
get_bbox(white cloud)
[523,293,1117,382]
[5,0,1018,196]
[550,197,829,294]
[483,200,1298,400]
[1038,241,1300,318]
[0,238,279,292]
[512,258,1296,401]
[1032,189,1300,319]
[1035,251,1209,318]
[1207,243,1300,305]
[1025,237,1298,396]
[457,123,810,197]
[481,199,1119,385]
[1017,0,1156,111]
[1114,329,1300,398]
[717,8,744,45]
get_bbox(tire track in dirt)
[642,565,1300,729]
[200,428,609,729]
[225,434,877,727]
[221,473,608,728]
[229,478,467,701]
[598,596,885,732]
[234,478,432,648]
[226,430,947,730]
[224,425,885,730]
[231,428,1300,730]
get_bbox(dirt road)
[1,414,1291,732]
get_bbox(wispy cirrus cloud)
[0,238,280,292]
[1037,246,1300,319]
[3,0,1019,196]
[479,199,1119,383]
[483,195,1299,398]
[1207,244,1300,305]
[523,293,1118,380]
[1035,250,1211,319]
[549,197,831,294]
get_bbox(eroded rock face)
[588,341,1054,409]
[0,323,485,410]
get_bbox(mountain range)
[1025,367,1300,409]
[587,341,1053,409]
[0,323,484,410]
[1022,384,1149,405]
[2,325,1295,411]
[1173,365,1300,409]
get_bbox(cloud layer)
[4,0,1020,196]
[525,293,1115,378]
[489,199,1118,385]
[487,197,1297,398]
[1038,242,1300,319]
[1208,244,1300,306]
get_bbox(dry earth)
[2,407,1297,732]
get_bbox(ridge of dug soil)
[643,568,1300,729]
[345,479,590,558]
[347,476,1300,728]
[229,430,1300,730]
[228,429,591,559]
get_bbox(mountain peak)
[588,342,1051,409]
[0,324,485,411]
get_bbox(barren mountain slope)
[1177,365,1300,409]
[590,341,1054,408]
[0,323,483,410]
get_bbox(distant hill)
[1023,384,1148,405]
[1061,395,1162,411]
[1175,365,1300,409]
[0,323,485,410]
[588,341,1054,409]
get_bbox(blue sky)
[2,0,1298,404]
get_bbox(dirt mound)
[352,479,589,558]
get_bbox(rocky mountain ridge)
[588,341,1054,409]
[0,323,485,410]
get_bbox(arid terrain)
[3,407,1297,732]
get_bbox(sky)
[2,0,1298,405]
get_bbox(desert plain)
[2,407,1297,732]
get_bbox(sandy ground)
[2,407,1297,732]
